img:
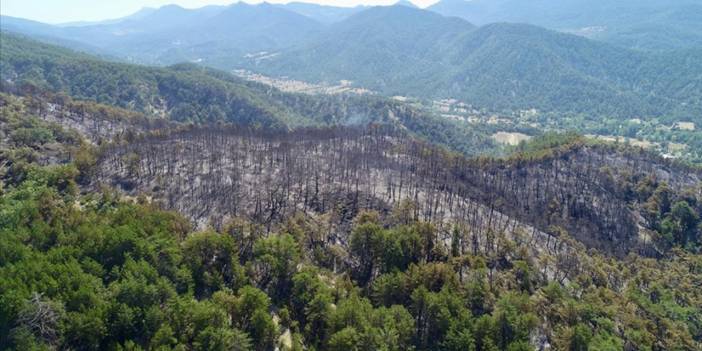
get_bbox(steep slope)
[249,5,475,92]
[427,0,702,50]
[0,33,299,128]
[0,33,498,156]
[250,6,702,119]
[436,23,656,114]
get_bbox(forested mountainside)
[427,0,702,51]
[249,6,702,120]
[0,33,497,156]
[0,33,288,127]
[1,90,701,350]
[4,4,702,121]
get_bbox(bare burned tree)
[14,292,63,348]
[95,125,702,258]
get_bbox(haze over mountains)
[428,0,702,50]
[2,3,324,63]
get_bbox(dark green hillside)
[605,4,702,50]
[439,23,660,115]
[250,5,473,90]
[0,33,298,128]
[251,7,702,119]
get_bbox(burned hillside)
[95,126,701,256]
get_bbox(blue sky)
[1,0,439,24]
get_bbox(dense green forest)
[0,32,297,128]
[2,176,700,351]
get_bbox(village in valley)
[234,69,700,161]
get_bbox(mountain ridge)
[427,0,702,50]
[247,6,702,119]
[3,3,701,127]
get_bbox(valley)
[232,69,373,96]
[3,2,701,165]
[233,68,702,163]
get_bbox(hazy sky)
[1,0,440,24]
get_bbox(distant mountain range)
[1,3,323,64]
[427,0,702,51]
[2,2,701,119]
[248,5,702,118]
